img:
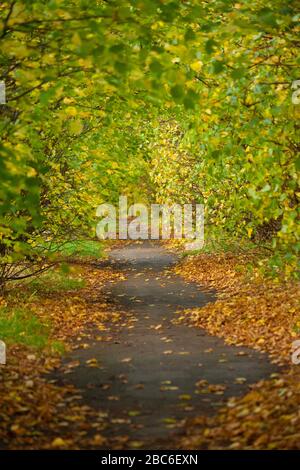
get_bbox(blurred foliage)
[0,0,299,279]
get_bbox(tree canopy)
[0,0,299,280]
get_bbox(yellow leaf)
[66,106,77,117]
[51,437,67,448]
[190,60,203,72]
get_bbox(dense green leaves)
[0,0,299,280]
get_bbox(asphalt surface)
[51,241,278,447]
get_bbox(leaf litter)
[174,251,300,449]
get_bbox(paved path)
[52,242,278,448]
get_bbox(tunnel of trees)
[1,0,299,285]
[0,0,300,454]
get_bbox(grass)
[179,236,258,258]
[43,239,105,260]
[1,268,86,353]
[0,306,64,353]
[0,241,101,354]
[27,269,85,294]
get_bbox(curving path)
[52,241,278,448]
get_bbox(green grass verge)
[0,306,64,353]
[27,269,85,294]
[43,239,105,260]
[179,236,258,258]
[2,269,87,352]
